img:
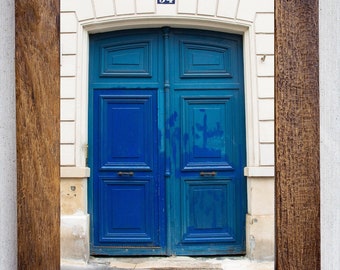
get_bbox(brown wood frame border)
[14,0,321,269]
[275,0,320,269]
[16,0,60,269]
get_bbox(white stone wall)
[0,0,17,269]
[320,0,340,269]
[60,0,275,261]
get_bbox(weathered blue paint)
[89,28,246,256]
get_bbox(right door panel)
[169,29,246,255]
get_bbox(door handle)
[117,171,134,176]
[200,171,217,177]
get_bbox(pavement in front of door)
[61,256,274,270]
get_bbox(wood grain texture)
[275,1,320,269]
[16,1,60,269]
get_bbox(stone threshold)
[61,256,274,270]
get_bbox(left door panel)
[91,90,165,255]
[89,29,165,255]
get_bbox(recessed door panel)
[180,42,232,78]
[181,178,236,243]
[180,95,234,171]
[101,42,152,77]
[99,93,154,170]
[99,178,155,243]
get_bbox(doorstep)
[61,256,274,270]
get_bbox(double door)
[89,28,246,256]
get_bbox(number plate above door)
[157,0,175,4]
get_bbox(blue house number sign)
[157,0,175,4]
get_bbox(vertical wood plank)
[16,1,60,269]
[275,1,320,269]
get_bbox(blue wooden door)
[89,28,246,256]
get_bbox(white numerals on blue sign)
[157,0,175,4]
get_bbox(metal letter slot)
[200,171,217,177]
[117,171,134,176]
